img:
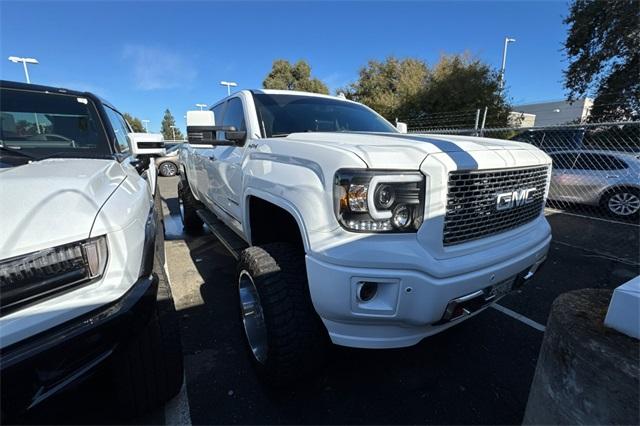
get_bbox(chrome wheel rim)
[160,162,177,176]
[608,192,640,216]
[238,270,268,363]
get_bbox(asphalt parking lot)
[18,175,639,425]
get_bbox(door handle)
[606,175,619,179]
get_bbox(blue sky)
[1,0,570,133]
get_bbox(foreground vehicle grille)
[444,166,549,246]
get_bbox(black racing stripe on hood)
[356,132,479,170]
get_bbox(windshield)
[0,87,111,163]
[252,93,397,138]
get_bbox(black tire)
[237,243,328,386]
[601,188,640,219]
[110,274,184,417]
[178,179,203,234]
[159,161,178,177]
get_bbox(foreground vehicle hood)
[284,132,540,169]
[0,159,126,259]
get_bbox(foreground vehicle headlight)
[0,236,108,315]
[334,170,425,232]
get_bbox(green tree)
[123,112,145,132]
[160,109,184,140]
[263,59,329,94]
[340,57,429,120]
[417,53,511,127]
[563,0,639,122]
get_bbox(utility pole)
[8,56,38,84]
[499,37,516,89]
[142,120,150,132]
[220,81,238,96]
[170,125,177,140]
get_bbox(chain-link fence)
[407,121,640,223]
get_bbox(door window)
[104,106,131,153]
[550,152,578,169]
[222,98,246,131]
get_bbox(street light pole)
[220,81,238,96]
[499,37,516,89]
[142,120,150,132]
[170,125,177,140]
[8,56,39,84]
[195,103,207,111]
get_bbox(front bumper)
[0,273,158,416]
[306,231,550,349]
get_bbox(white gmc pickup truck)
[179,89,552,384]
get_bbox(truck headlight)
[0,236,108,315]
[334,170,425,232]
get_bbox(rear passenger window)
[222,98,246,132]
[573,154,628,171]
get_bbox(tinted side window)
[550,153,578,169]
[222,98,246,131]
[573,154,628,171]
[104,106,130,153]
[211,102,225,125]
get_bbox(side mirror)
[186,110,245,146]
[128,132,166,157]
[396,122,408,134]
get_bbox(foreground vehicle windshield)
[0,87,111,162]
[252,93,397,137]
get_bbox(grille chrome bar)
[444,165,549,246]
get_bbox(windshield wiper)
[0,145,39,160]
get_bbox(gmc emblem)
[496,188,536,211]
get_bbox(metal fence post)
[480,107,488,137]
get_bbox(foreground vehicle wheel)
[159,161,178,177]
[178,180,203,234]
[111,276,183,417]
[237,243,328,386]
[603,189,640,219]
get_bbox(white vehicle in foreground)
[179,89,552,384]
[0,80,182,419]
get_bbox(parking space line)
[492,304,546,332]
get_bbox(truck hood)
[0,159,126,259]
[284,132,538,169]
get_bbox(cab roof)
[0,79,116,110]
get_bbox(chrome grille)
[444,166,549,246]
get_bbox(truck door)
[206,96,245,222]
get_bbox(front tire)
[237,243,327,386]
[159,161,178,177]
[111,274,184,418]
[602,188,640,219]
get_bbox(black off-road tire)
[111,272,183,418]
[237,243,328,386]
[178,179,203,234]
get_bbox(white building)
[512,98,593,127]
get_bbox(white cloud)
[123,44,196,90]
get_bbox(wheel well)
[248,197,304,250]
[600,185,640,204]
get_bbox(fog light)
[357,281,378,302]
[391,204,411,229]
